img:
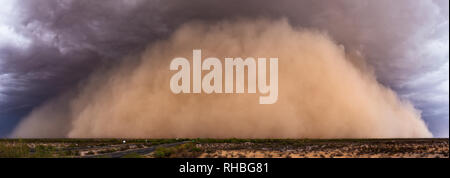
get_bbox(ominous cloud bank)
[0,0,448,137]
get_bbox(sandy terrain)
[196,139,449,158]
[1,138,447,158]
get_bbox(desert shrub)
[98,149,115,154]
[190,147,201,152]
[63,150,74,156]
[152,143,204,158]
[31,145,54,158]
[153,147,175,158]
[0,143,30,158]
[122,153,144,158]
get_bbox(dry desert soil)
[0,138,448,158]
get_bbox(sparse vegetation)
[152,143,202,158]
[0,143,30,158]
[122,152,144,158]
[0,138,447,158]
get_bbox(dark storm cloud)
[0,0,448,137]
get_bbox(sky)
[0,0,448,137]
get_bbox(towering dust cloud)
[12,19,432,138]
[169,49,279,104]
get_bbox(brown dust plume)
[12,19,432,138]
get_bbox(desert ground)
[0,138,447,158]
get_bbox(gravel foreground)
[195,139,449,158]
